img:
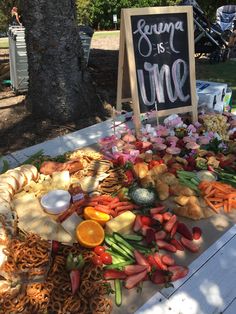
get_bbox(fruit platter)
[0,112,236,313]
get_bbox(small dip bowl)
[196,170,218,182]
[41,190,71,215]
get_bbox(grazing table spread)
[0,112,236,314]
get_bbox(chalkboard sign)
[116,6,198,132]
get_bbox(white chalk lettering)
[133,19,184,56]
[157,42,165,54]
[137,59,190,106]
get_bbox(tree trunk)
[21,0,102,123]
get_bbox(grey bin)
[8,25,93,94]
[8,26,28,94]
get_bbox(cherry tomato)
[92,255,103,266]
[93,246,106,256]
[140,215,152,226]
[100,252,112,265]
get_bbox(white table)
[2,119,236,314]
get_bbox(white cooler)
[196,80,230,112]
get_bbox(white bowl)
[41,190,71,215]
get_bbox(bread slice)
[0,175,18,194]
[6,169,26,192]
[20,164,39,181]
[0,191,12,203]
[0,183,14,196]
[0,202,14,223]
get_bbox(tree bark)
[21,0,102,123]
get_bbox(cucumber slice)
[115,279,122,307]
[122,234,143,242]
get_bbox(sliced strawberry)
[192,226,202,240]
[168,265,189,282]
[156,240,177,253]
[151,269,169,285]
[161,254,175,266]
[170,238,185,251]
[162,212,173,221]
[134,250,151,270]
[124,269,147,289]
[164,214,177,233]
[150,206,165,215]
[145,228,156,245]
[133,215,143,232]
[180,236,200,253]
[155,230,167,240]
[152,213,163,224]
[124,264,148,276]
[153,252,167,270]
[141,216,152,226]
[140,225,155,236]
[177,222,193,240]
[170,221,178,238]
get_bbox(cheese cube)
[105,211,136,235]
[61,213,83,237]
[51,171,71,190]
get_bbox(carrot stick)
[231,200,236,209]
[205,188,217,198]
[198,181,210,189]
[228,198,232,212]
[202,184,212,195]
[214,192,227,198]
[225,193,236,199]
[223,200,228,213]
[207,197,225,202]
[214,202,224,209]
[204,197,220,213]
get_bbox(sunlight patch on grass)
[0,37,8,48]
[93,31,120,39]
[196,60,236,103]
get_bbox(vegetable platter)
[0,111,236,313]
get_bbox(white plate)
[41,190,71,215]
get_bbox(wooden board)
[116,6,198,132]
[2,119,236,313]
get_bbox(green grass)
[195,59,236,105]
[0,37,8,48]
[93,30,120,39]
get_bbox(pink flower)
[156,125,169,137]
[122,133,136,143]
[166,136,179,143]
[150,137,164,144]
[166,146,181,155]
[198,136,210,145]
[187,124,197,133]
[194,121,202,128]
[183,136,196,143]
[186,142,200,150]
[154,143,167,151]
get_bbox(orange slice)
[83,206,110,225]
[76,220,105,248]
